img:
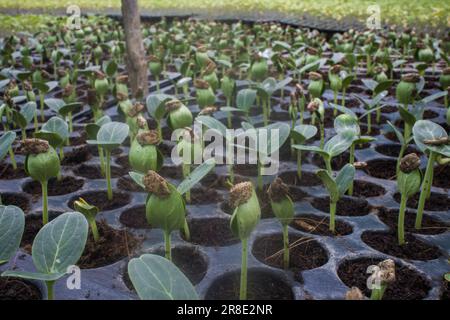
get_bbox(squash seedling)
[361,78,394,124]
[396,153,422,245]
[249,53,268,83]
[87,121,129,200]
[44,98,82,133]
[194,79,215,109]
[315,164,355,233]
[129,130,163,174]
[11,101,35,139]
[165,99,193,131]
[0,205,25,265]
[412,120,450,229]
[22,138,60,224]
[351,90,388,134]
[146,93,173,138]
[291,124,317,179]
[328,64,343,115]
[369,259,396,300]
[85,115,111,177]
[128,254,198,300]
[268,178,294,269]
[1,212,88,300]
[35,116,69,163]
[254,77,292,126]
[148,55,163,92]
[74,197,100,242]
[229,182,261,300]
[129,159,216,260]
[33,80,58,122]
[307,98,325,147]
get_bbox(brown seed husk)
[194,79,210,89]
[199,106,217,115]
[329,64,341,74]
[127,102,144,118]
[267,178,290,202]
[229,181,253,208]
[307,47,318,55]
[354,161,368,169]
[345,287,365,300]
[116,91,128,101]
[21,138,49,155]
[378,259,396,284]
[137,130,160,146]
[165,99,182,112]
[143,170,170,197]
[400,153,420,173]
[401,73,420,83]
[308,71,322,81]
[116,75,128,83]
[423,137,450,146]
[307,100,320,112]
[136,115,147,129]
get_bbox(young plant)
[11,101,36,139]
[268,178,294,269]
[129,130,163,174]
[315,164,355,233]
[361,78,393,123]
[229,182,261,300]
[307,98,325,147]
[148,55,163,92]
[85,115,111,176]
[22,138,60,224]
[396,154,422,245]
[165,99,193,131]
[369,259,396,300]
[87,121,129,200]
[328,64,342,115]
[128,254,198,300]
[290,124,317,179]
[352,90,388,134]
[32,80,58,122]
[1,212,88,300]
[44,98,82,133]
[194,79,215,109]
[254,77,292,126]
[0,205,25,265]
[35,116,69,163]
[412,120,450,229]
[74,197,100,242]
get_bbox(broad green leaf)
[35,116,69,148]
[146,93,172,120]
[32,212,88,275]
[291,124,317,143]
[261,122,291,155]
[59,102,82,117]
[299,58,326,74]
[32,81,49,93]
[12,101,36,128]
[0,131,16,160]
[386,121,405,145]
[176,77,191,88]
[177,159,216,195]
[324,131,354,157]
[398,105,417,126]
[129,171,145,189]
[195,115,227,137]
[335,164,355,196]
[413,120,450,157]
[316,169,339,202]
[374,80,394,95]
[87,121,129,151]
[85,115,111,140]
[220,106,245,113]
[0,206,24,265]
[44,98,65,113]
[1,270,64,281]
[128,254,198,300]
[419,91,447,104]
[330,103,358,120]
[292,144,330,158]
[236,88,256,112]
[334,114,360,135]
[362,79,377,91]
[0,79,10,90]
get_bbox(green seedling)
[129,129,163,174]
[85,115,111,176]
[35,116,69,163]
[0,205,25,265]
[44,98,82,133]
[290,124,317,179]
[11,101,35,139]
[74,197,100,242]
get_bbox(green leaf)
[299,58,326,74]
[146,94,172,120]
[374,80,394,95]
[386,121,405,145]
[236,88,257,112]
[419,91,447,104]
[362,79,377,91]
[413,120,450,157]
[35,116,69,148]
[0,131,15,161]
[220,106,245,113]
[44,98,65,113]
[334,114,360,135]
[32,81,49,93]
[316,170,339,202]
[176,77,191,88]
[129,171,145,189]
[261,122,291,155]
[12,101,36,128]
[195,115,227,137]
[85,115,111,140]
[335,164,355,196]
[32,212,88,275]
[292,144,329,158]
[87,121,129,151]
[1,270,65,281]
[329,103,358,120]
[128,254,198,300]
[177,159,216,195]
[399,105,417,126]
[59,102,82,117]
[324,131,354,157]
[0,206,24,265]
[291,124,317,143]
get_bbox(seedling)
[352,90,388,134]
[316,164,355,232]
[194,79,215,109]
[128,254,198,300]
[412,120,450,229]
[146,93,173,137]
[165,99,193,131]
[307,98,325,147]
[254,77,292,126]
[361,78,393,124]
[129,130,163,174]
[85,115,111,176]
[32,81,58,122]
[229,182,261,300]
[268,178,294,269]
[1,212,88,300]
[87,121,129,200]
[0,205,25,265]
[369,259,396,300]
[74,197,100,242]
[22,138,61,224]
[290,124,317,179]
[148,55,163,92]
[35,116,69,163]
[129,159,216,260]
[396,154,422,245]
[44,98,82,133]
[10,101,35,139]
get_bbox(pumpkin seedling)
[22,138,61,224]
[146,93,172,138]
[0,205,25,265]
[290,124,317,179]
[85,115,111,176]
[32,80,58,122]
[11,101,35,139]
[229,182,261,300]
[129,129,163,174]
[149,55,163,92]
[369,259,396,300]
[361,78,393,124]
[268,178,294,269]
[165,99,193,131]
[396,154,422,245]
[307,98,325,147]
[194,79,216,109]
[87,121,129,200]
[35,116,69,163]
[0,131,16,175]
[44,98,82,133]
[254,77,292,126]
[1,212,88,300]
[128,254,198,300]
[412,120,450,229]
[74,197,100,242]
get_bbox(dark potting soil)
[159,165,183,179]
[69,132,87,146]
[337,257,431,300]
[68,191,131,211]
[291,214,353,236]
[352,180,386,197]
[117,176,145,193]
[189,187,223,205]
[312,152,350,171]
[22,176,84,196]
[61,145,92,165]
[361,231,442,261]
[73,164,128,179]
[441,280,450,300]
[1,192,30,213]
[200,173,248,190]
[374,144,420,158]
[0,163,27,179]
[433,165,450,189]
[0,277,41,300]
[205,269,294,300]
[393,192,449,212]
[311,196,371,216]
[181,217,239,247]
[115,155,129,169]
[78,220,141,269]
[87,145,123,157]
[119,205,150,229]
[233,164,258,177]
[278,170,322,187]
[252,233,328,279]
[364,158,397,180]
[377,208,449,235]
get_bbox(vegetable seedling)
[1,212,88,300]
[290,124,317,179]
[87,121,129,200]
[412,120,450,229]
[22,138,61,224]
[85,115,111,176]
[0,205,25,265]
[315,164,355,233]
[268,178,294,269]
[369,259,396,300]
[129,130,163,174]
[396,154,422,245]
[74,198,100,242]
[11,101,35,139]
[254,77,292,126]
[128,254,198,300]
[44,98,82,133]
[35,116,69,163]
[229,182,261,300]
[307,98,325,147]
[361,78,394,124]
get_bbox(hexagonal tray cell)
[68,191,131,211]
[119,205,150,229]
[73,164,128,179]
[1,192,31,213]
[290,214,353,236]
[61,145,92,165]
[181,216,239,247]
[337,257,431,300]
[205,268,294,300]
[351,180,387,198]
[311,196,371,216]
[278,170,322,187]
[0,163,27,180]
[392,192,449,212]
[0,277,42,300]
[375,144,421,158]
[22,176,84,197]
[117,175,146,193]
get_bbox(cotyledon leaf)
[177,158,216,195]
[0,205,25,265]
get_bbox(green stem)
[182,218,190,241]
[68,112,73,133]
[164,230,172,261]
[257,160,263,192]
[325,157,332,174]
[348,144,355,196]
[330,201,337,233]
[341,88,346,107]
[367,112,372,134]
[42,180,48,225]
[226,97,232,128]
[8,147,17,170]
[90,219,100,242]
[396,144,406,176]
[98,147,105,177]
[34,110,38,133]
[333,91,338,116]
[46,280,55,300]
[240,237,248,300]
[297,150,302,179]
[105,150,113,201]
[183,163,191,203]
[319,121,324,149]
[282,224,289,270]
[21,128,26,140]
[415,151,437,229]
[371,284,386,300]
[59,146,64,161]
[40,91,45,121]
[398,194,407,245]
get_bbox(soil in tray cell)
[291,214,353,236]
[0,277,42,300]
